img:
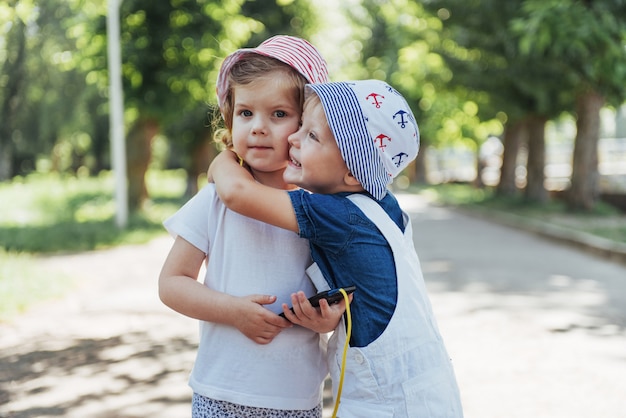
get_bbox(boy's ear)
[344,171,361,186]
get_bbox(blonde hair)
[214,54,308,148]
[303,90,322,114]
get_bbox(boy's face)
[284,97,351,194]
[231,75,301,183]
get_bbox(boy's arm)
[210,151,299,233]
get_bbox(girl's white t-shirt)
[164,185,327,410]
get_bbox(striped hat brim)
[216,35,329,109]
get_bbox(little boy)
[211,80,464,417]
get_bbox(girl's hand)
[281,291,351,333]
[231,294,293,344]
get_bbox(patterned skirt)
[191,393,323,418]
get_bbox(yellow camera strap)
[331,288,352,418]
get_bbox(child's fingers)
[249,294,277,306]
[293,291,316,319]
[317,298,333,316]
[281,303,299,323]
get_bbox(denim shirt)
[288,190,404,347]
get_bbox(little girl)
[158,36,343,418]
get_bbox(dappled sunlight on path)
[0,237,198,417]
[2,195,626,417]
[405,194,626,417]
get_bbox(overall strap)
[346,194,406,246]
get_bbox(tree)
[342,0,495,184]
[0,2,28,180]
[342,0,425,182]
[513,0,626,210]
[1,0,110,179]
[1,0,328,210]
[241,0,320,47]
[422,0,575,202]
[98,0,258,210]
[111,0,323,209]
[498,120,527,196]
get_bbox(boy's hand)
[281,291,351,333]
[231,294,292,344]
[207,150,245,183]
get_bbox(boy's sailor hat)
[306,80,420,200]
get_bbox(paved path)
[401,194,626,418]
[1,193,625,417]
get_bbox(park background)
[2,0,626,330]
[2,0,626,329]
[2,1,626,416]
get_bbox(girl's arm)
[210,151,299,233]
[158,236,292,344]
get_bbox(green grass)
[0,169,189,320]
[0,170,188,253]
[416,183,626,244]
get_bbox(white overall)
[326,194,464,417]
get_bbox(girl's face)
[284,98,351,194]
[231,75,301,187]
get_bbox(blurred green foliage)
[0,169,187,253]
[1,0,625,208]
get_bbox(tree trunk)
[405,137,427,184]
[185,135,217,198]
[497,119,527,197]
[0,142,12,181]
[616,104,626,139]
[126,117,158,212]
[524,114,548,203]
[473,156,485,188]
[567,90,603,211]
[414,142,428,184]
[0,17,26,181]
